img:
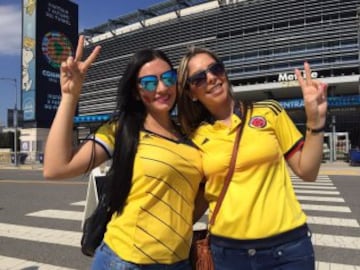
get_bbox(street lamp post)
[0,77,18,166]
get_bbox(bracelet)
[306,125,326,134]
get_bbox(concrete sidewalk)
[318,161,360,176]
[0,163,43,171]
[1,161,360,176]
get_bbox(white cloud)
[0,5,21,56]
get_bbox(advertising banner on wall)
[22,0,78,128]
[22,0,37,122]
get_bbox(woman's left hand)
[295,62,328,129]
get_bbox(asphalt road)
[0,169,359,269]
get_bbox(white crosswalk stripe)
[313,233,360,250]
[292,185,337,189]
[71,201,86,206]
[307,216,360,227]
[301,204,351,212]
[0,223,81,247]
[26,209,83,221]
[316,261,360,270]
[296,195,345,202]
[1,176,359,269]
[293,182,335,186]
[0,255,77,270]
[295,190,340,195]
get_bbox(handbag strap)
[209,117,244,226]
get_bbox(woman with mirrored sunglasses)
[138,69,177,91]
[176,47,328,270]
[43,36,205,270]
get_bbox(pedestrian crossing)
[0,175,359,269]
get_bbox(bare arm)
[43,36,105,180]
[287,62,328,181]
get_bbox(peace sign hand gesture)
[295,62,328,130]
[60,35,101,101]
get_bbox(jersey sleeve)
[93,122,117,158]
[273,102,304,159]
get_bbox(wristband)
[306,125,325,134]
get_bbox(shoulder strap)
[209,119,244,226]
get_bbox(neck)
[144,113,172,130]
[144,113,179,139]
[209,98,235,126]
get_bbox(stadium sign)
[278,71,318,82]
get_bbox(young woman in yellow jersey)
[177,47,327,270]
[43,36,204,270]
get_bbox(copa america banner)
[22,0,78,128]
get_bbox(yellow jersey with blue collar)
[94,122,203,263]
[191,100,306,240]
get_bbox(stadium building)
[76,0,360,162]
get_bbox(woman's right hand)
[60,35,101,100]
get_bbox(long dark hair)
[108,49,174,215]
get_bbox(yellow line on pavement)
[319,170,360,176]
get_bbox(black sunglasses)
[187,62,225,88]
[138,69,177,92]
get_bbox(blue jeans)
[211,231,314,270]
[91,242,191,270]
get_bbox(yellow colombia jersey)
[94,122,203,264]
[191,100,306,240]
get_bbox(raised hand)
[60,35,101,100]
[295,62,328,129]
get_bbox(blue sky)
[0,0,162,126]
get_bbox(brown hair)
[177,47,233,135]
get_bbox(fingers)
[62,56,76,78]
[60,56,75,73]
[74,35,84,62]
[321,82,328,93]
[312,81,327,94]
[60,35,101,83]
[304,62,312,86]
[74,35,101,71]
[295,61,313,88]
[319,82,328,99]
[295,68,305,89]
[60,61,69,81]
[83,45,101,70]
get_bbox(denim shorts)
[210,226,315,270]
[90,242,191,270]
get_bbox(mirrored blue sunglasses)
[138,69,177,92]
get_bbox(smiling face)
[137,58,177,116]
[187,53,230,111]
